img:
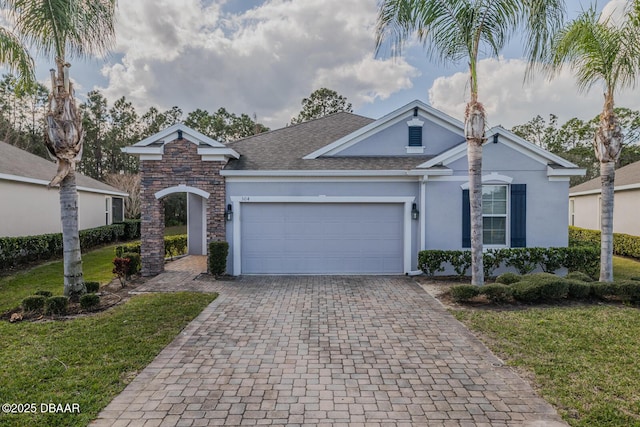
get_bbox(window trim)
[482,184,510,248]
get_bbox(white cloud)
[428,57,640,129]
[98,0,418,128]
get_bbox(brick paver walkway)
[93,268,567,426]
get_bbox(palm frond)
[2,0,116,60]
[0,27,35,87]
[543,3,640,96]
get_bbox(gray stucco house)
[124,100,584,276]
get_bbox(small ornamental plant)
[112,257,131,288]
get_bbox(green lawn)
[0,245,118,313]
[0,246,216,427]
[164,225,187,236]
[454,255,640,427]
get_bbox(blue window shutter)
[510,184,526,247]
[462,189,471,248]
[408,126,422,147]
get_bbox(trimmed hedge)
[44,296,69,316]
[85,282,100,293]
[208,241,229,276]
[480,283,513,303]
[0,220,141,272]
[495,272,521,285]
[79,293,100,310]
[450,285,479,302]
[570,226,640,260]
[22,295,46,312]
[115,234,188,259]
[419,247,599,278]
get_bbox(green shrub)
[495,272,521,285]
[450,285,480,302]
[122,220,141,240]
[115,242,141,257]
[616,280,640,303]
[113,257,130,288]
[85,282,100,293]
[0,223,139,272]
[480,284,513,303]
[44,296,69,316]
[418,250,448,276]
[208,241,229,276]
[566,280,592,299]
[591,282,619,299]
[448,251,472,277]
[522,273,569,300]
[122,252,141,276]
[566,271,594,282]
[569,226,640,260]
[34,290,53,297]
[511,281,542,303]
[418,247,598,278]
[22,295,46,312]
[80,293,100,310]
[165,235,188,258]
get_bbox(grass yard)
[0,245,118,313]
[164,225,187,236]
[454,256,640,427]
[0,245,216,427]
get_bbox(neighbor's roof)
[570,160,640,195]
[223,112,435,172]
[0,141,128,196]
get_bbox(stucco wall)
[571,189,640,236]
[337,113,461,157]
[0,180,113,237]
[427,141,571,249]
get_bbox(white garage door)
[241,203,404,274]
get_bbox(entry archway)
[155,185,210,256]
[122,123,239,276]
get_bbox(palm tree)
[4,0,117,298]
[542,2,640,282]
[376,0,565,285]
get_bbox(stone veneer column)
[139,138,226,277]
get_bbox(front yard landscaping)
[0,245,216,427]
[446,256,640,427]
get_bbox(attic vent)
[408,126,422,147]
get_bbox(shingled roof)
[570,160,640,194]
[0,141,127,195]
[224,112,435,171]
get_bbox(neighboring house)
[0,141,127,237]
[123,100,584,276]
[569,160,640,236]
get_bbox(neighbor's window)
[482,185,507,245]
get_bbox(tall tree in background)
[376,0,565,286]
[80,90,109,179]
[542,2,640,282]
[4,0,117,298]
[290,88,353,124]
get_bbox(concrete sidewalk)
[92,271,566,426]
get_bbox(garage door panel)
[241,203,404,274]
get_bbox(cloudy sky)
[16,0,640,130]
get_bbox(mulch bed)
[1,276,148,323]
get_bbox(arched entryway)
[156,185,209,255]
[122,123,239,276]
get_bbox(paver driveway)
[93,274,566,426]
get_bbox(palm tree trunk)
[60,169,85,298]
[465,100,485,286]
[594,93,622,282]
[599,161,615,282]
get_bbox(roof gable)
[122,123,239,161]
[416,126,583,175]
[303,100,464,159]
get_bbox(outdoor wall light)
[225,204,233,221]
[493,134,499,144]
[411,203,419,220]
